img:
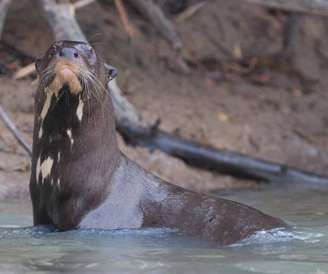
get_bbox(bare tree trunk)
[0,0,11,39]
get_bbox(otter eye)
[87,47,93,57]
[49,46,57,57]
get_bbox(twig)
[13,63,36,80]
[0,0,12,39]
[0,105,32,156]
[73,0,96,10]
[114,0,135,38]
[177,1,206,22]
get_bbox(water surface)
[1,184,328,274]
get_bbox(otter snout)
[50,60,82,95]
[58,47,80,60]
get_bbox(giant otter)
[29,41,285,245]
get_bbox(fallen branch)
[127,0,183,50]
[33,0,328,185]
[244,0,328,16]
[0,0,11,39]
[119,125,328,185]
[0,105,32,156]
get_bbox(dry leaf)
[217,112,230,123]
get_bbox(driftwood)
[5,0,324,185]
[0,0,11,38]
[0,106,32,156]
[245,0,328,16]
[119,125,328,185]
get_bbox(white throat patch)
[76,98,84,122]
[36,156,54,184]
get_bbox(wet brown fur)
[30,41,286,245]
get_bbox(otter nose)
[58,47,79,60]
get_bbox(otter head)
[34,40,118,140]
[35,40,117,97]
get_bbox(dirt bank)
[1,0,328,200]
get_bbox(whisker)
[79,70,106,103]
[38,65,56,91]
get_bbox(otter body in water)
[30,41,285,245]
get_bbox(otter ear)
[35,59,43,75]
[106,65,117,82]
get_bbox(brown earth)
[1,0,328,202]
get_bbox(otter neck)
[31,84,120,229]
[38,84,110,135]
[34,84,120,192]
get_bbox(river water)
[0,184,327,274]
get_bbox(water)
[1,184,328,274]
